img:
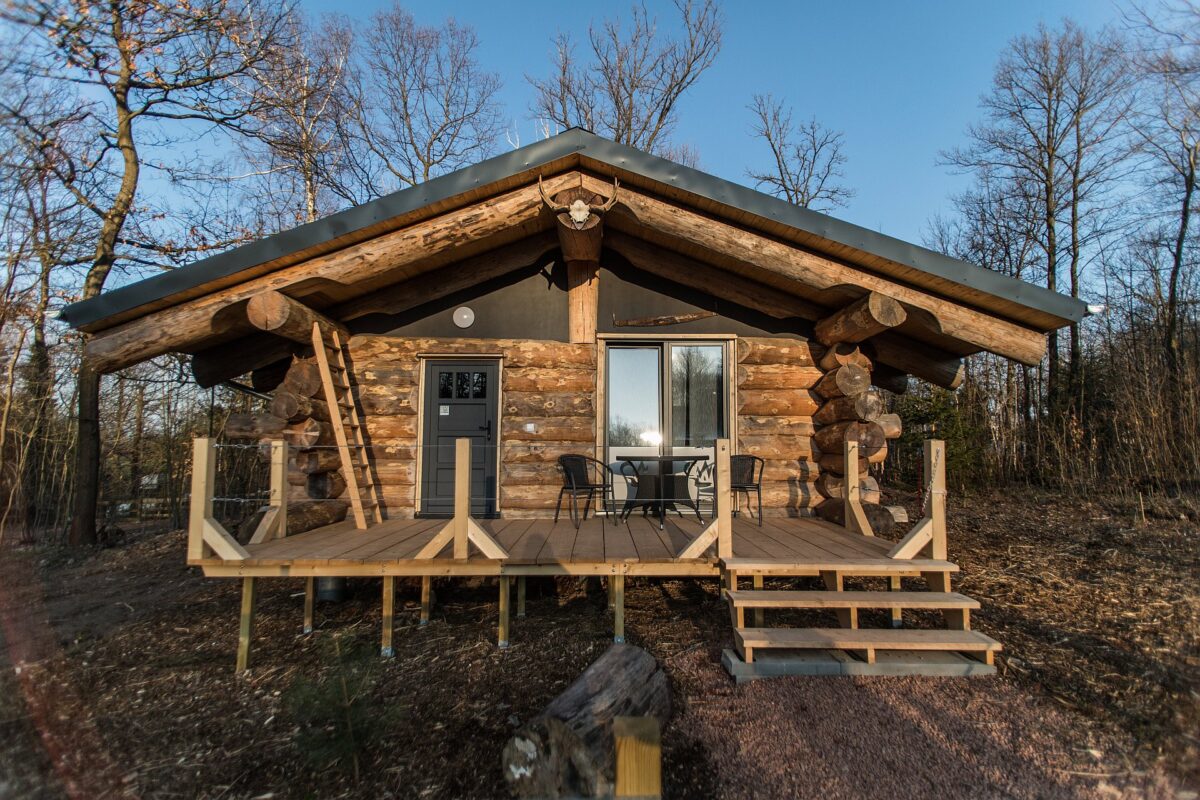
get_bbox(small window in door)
[438,371,453,399]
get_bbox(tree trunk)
[284,418,335,448]
[812,420,886,459]
[813,391,883,424]
[281,358,325,398]
[502,643,672,799]
[69,363,101,546]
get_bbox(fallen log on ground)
[501,643,672,799]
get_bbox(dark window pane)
[472,371,487,398]
[456,371,470,398]
[670,345,725,446]
[438,371,453,399]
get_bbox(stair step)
[722,557,958,576]
[735,627,1000,653]
[724,590,979,610]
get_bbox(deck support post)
[613,574,625,644]
[926,439,947,560]
[381,576,395,657]
[498,577,511,648]
[420,576,432,625]
[820,570,857,629]
[517,576,526,618]
[303,576,315,634]
[888,576,903,628]
[607,577,615,610]
[236,577,257,673]
[752,574,765,627]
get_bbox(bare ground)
[0,489,1196,799]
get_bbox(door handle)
[479,419,492,440]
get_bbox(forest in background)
[0,0,1197,545]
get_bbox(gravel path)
[666,646,1185,800]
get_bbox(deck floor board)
[227,514,915,576]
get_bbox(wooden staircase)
[311,323,383,530]
[720,558,1001,679]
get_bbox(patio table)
[616,453,709,530]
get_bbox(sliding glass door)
[606,342,727,509]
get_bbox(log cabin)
[61,128,1087,678]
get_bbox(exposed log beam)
[246,290,346,343]
[84,176,575,373]
[607,231,964,389]
[332,232,558,321]
[591,175,1047,365]
[814,292,906,345]
[192,335,300,388]
[867,336,965,390]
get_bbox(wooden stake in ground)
[502,644,672,799]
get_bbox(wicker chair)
[730,454,765,525]
[554,455,615,529]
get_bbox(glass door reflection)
[606,347,662,506]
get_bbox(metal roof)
[59,127,1088,330]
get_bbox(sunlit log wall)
[346,335,596,519]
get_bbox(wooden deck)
[192,514,927,578]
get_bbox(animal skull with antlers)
[538,176,620,229]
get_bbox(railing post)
[926,439,947,559]
[715,438,732,559]
[842,438,873,536]
[454,437,470,559]
[269,438,287,538]
[189,437,216,560]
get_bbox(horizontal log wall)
[346,335,595,518]
[735,338,822,516]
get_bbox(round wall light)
[452,306,475,328]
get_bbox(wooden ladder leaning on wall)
[310,322,383,530]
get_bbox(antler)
[538,176,570,212]
[596,178,620,212]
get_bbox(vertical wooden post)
[820,570,857,629]
[714,438,732,559]
[889,576,903,628]
[926,439,947,560]
[498,576,510,648]
[381,576,395,657]
[843,438,873,536]
[454,437,470,560]
[613,574,625,644]
[614,716,662,799]
[303,576,315,634]
[269,438,287,539]
[188,437,216,561]
[235,577,257,673]
[420,576,432,625]
[752,574,764,627]
[517,576,526,618]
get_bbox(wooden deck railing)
[888,439,947,559]
[187,436,249,562]
[676,437,733,559]
[414,437,509,560]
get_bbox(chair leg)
[554,488,566,524]
[756,487,763,526]
[570,492,581,530]
[583,490,593,521]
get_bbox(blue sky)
[304,0,1123,245]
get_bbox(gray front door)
[420,360,499,517]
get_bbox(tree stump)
[502,644,672,799]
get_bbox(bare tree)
[944,20,1132,409]
[528,0,721,160]
[1,0,293,545]
[347,4,503,192]
[746,94,854,211]
[1127,2,1200,381]
[239,12,356,225]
